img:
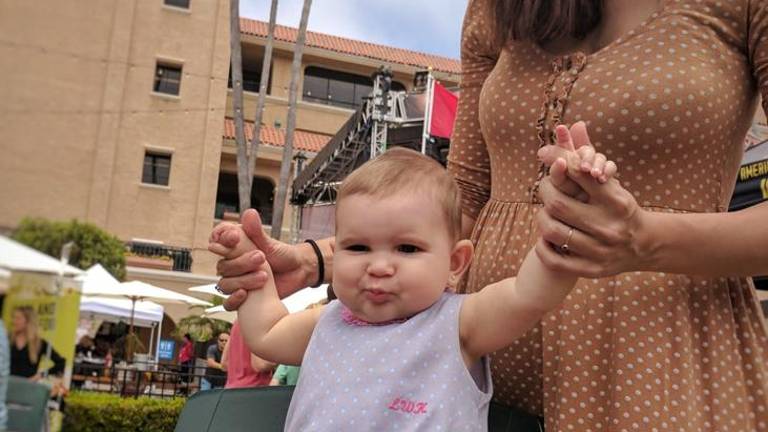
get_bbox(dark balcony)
[125,241,193,273]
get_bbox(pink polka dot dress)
[447,0,768,430]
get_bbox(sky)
[240,0,467,60]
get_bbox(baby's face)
[333,192,456,323]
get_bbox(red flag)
[429,82,458,139]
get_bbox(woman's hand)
[535,134,653,278]
[209,209,312,310]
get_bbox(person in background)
[74,335,95,359]
[10,306,64,380]
[222,321,274,389]
[201,331,228,391]
[269,364,299,387]
[177,333,194,384]
[0,320,9,431]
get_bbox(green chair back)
[6,376,49,432]
[175,386,543,432]
[174,386,294,432]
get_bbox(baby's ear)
[448,239,474,289]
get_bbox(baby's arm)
[237,258,324,366]
[459,132,616,364]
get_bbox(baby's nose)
[366,255,395,277]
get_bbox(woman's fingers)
[548,158,589,202]
[537,175,602,236]
[217,250,266,278]
[217,270,269,295]
[533,238,605,279]
[535,209,607,257]
[223,290,248,311]
[554,125,576,151]
[569,121,592,150]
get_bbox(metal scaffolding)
[291,69,449,207]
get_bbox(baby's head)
[333,147,473,323]
[337,147,462,242]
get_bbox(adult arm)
[220,337,230,371]
[42,340,66,377]
[210,209,334,310]
[446,0,498,232]
[535,155,768,277]
[206,345,223,370]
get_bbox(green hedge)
[63,391,185,432]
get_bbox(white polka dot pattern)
[447,0,768,430]
[284,294,493,432]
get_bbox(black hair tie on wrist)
[304,239,324,288]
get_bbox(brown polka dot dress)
[447,0,768,430]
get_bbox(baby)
[218,133,615,431]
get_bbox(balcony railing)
[125,241,193,272]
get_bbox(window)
[164,0,190,8]
[215,173,274,224]
[142,152,171,186]
[228,68,263,93]
[302,67,405,109]
[154,63,182,95]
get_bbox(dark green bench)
[175,386,543,431]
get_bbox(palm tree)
[271,0,312,239]
[229,0,251,211]
[248,0,279,190]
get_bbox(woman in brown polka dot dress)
[449,0,768,430]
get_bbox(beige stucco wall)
[0,0,230,277]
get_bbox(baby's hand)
[208,223,257,260]
[551,124,617,184]
[574,146,617,184]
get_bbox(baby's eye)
[346,244,369,252]
[397,244,420,253]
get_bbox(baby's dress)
[284,293,492,432]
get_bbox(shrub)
[12,218,126,280]
[63,391,185,432]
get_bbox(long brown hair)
[14,306,42,365]
[492,0,603,47]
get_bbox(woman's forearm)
[300,237,335,287]
[642,201,768,277]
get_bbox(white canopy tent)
[82,270,210,360]
[0,235,82,276]
[196,284,329,323]
[80,296,164,327]
[78,264,168,360]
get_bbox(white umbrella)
[86,280,211,306]
[188,283,227,299]
[203,305,237,323]
[202,284,329,323]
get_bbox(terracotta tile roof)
[223,118,331,153]
[240,18,461,75]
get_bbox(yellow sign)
[739,160,768,182]
[2,271,81,385]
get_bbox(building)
[0,0,459,323]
